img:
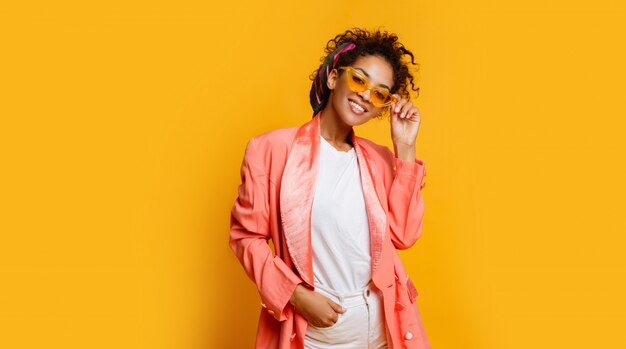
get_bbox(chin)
[347,115,369,127]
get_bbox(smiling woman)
[229,27,430,349]
[309,28,420,120]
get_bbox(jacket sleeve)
[384,148,427,250]
[229,137,303,322]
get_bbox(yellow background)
[1,1,625,348]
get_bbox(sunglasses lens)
[347,71,368,91]
[371,90,386,106]
[372,89,393,107]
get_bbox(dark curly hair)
[309,27,420,118]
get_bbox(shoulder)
[241,124,300,174]
[248,126,299,152]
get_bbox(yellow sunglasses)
[337,66,397,108]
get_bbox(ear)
[327,68,338,90]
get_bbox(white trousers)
[304,282,388,349]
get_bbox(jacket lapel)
[351,133,387,275]
[279,113,321,287]
[280,111,387,288]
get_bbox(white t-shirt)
[310,135,371,293]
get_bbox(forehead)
[351,55,394,89]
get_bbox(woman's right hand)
[289,284,346,327]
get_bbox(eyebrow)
[354,67,392,90]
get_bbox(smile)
[348,99,367,114]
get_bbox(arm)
[229,137,303,322]
[386,95,427,249]
[384,147,427,250]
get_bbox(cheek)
[330,87,348,105]
[334,84,348,96]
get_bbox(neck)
[319,106,353,146]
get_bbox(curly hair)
[309,27,420,118]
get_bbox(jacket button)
[267,309,275,316]
[404,331,413,340]
[395,301,405,311]
[290,332,296,341]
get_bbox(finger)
[320,318,335,328]
[411,104,420,116]
[393,99,407,115]
[327,299,346,313]
[409,105,421,121]
[392,94,402,105]
[389,106,398,124]
[409,108,421,122]
[331,311,339,324]
[400,101,414,119]
[319,309,338,327]
[391,95,405,114]
[404,106,418,121]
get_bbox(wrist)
[289,284,302,306]
[393,143,416,162]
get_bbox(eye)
[352,74,365,85]
[373,90,386,100]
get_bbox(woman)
[229,28,430,349]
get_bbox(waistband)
[313,282,382,308]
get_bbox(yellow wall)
[1,1,625,348]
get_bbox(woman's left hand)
[389,94,421,148]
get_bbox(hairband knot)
[309,42,356,116]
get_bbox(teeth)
[349,100,365,112]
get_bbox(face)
[327,54,394,127]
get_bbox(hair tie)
[309,42,356,116]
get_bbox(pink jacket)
[229,111,431,349]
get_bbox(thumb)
[389,104,399,122]
[328,299,346,314]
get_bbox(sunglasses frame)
[337,66,397,108]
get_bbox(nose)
[357,89,371,103]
